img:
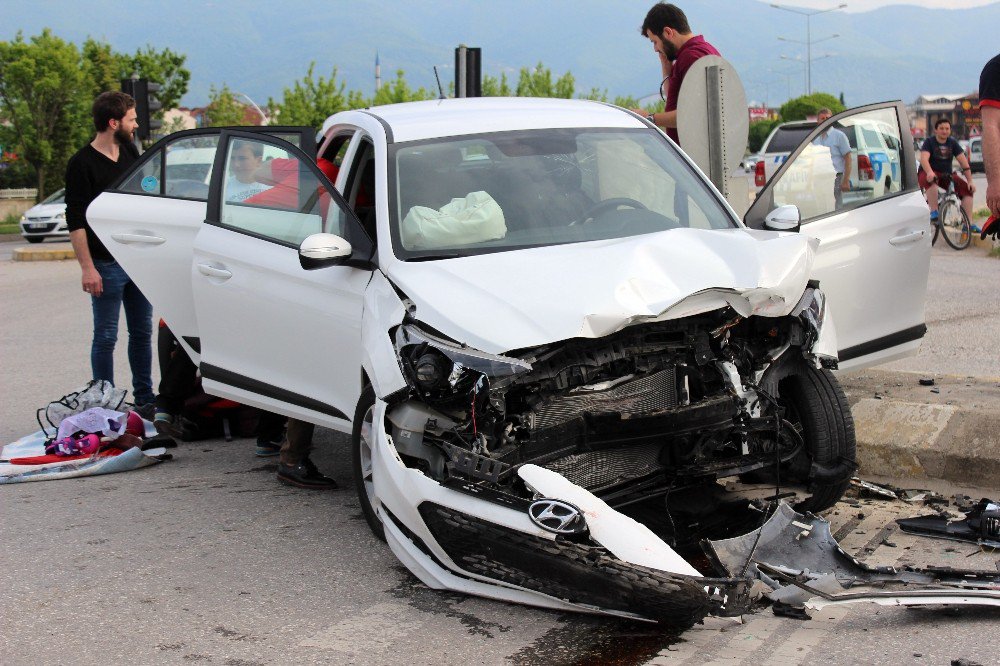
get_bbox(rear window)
[765,126,814,153]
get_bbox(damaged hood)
[384,228,817,354]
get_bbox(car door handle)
[889,230,926,246]
[196,263,232,279]
[110,233,166,245]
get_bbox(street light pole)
[772,2,846,94]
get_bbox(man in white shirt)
[224,140,268,201]
[812,108,853,210]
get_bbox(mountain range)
[2,0,997,109]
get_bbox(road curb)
[12,244,75,262]
[840,369,1000,487]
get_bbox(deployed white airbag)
[402,191,506,250]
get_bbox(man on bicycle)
[919,118,975,224]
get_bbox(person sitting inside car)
[224,140,269,202]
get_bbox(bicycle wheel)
[939,199,971,250]
[931,215,940,246]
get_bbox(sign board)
[748,107,769,122]
[676,55,749,213]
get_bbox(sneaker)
[970,223,982,234]
[255,438,282,457]
[134,402,157,421]
[276,459,338,490]
[153,412,182,437]
[929,210,939,222]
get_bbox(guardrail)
[0,188,38,199]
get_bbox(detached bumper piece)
[704,503,1000,617]
[419,502,749,628]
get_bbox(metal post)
[806,15,812,95]
[706,65,726,195]
[455,46,468,98]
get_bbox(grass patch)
[990,245,1000,259]
[974,207,991,220]
[0,213,21,235]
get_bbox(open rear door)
[88,127,315,362]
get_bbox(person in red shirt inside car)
[631,3,720,145]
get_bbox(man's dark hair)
[934,117,951,129]
[92,91,135,132]
[640,3,691,37]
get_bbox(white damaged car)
[89,98,930,627]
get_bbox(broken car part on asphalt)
[705,502,1000,617]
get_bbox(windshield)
[389,128,733,259]
[40,188,65,205]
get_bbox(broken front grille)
[529,367,678,430]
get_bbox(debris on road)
[703,502,1000,619]
[897,498,1000,549]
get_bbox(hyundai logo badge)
[528,499,587,535]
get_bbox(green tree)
[778,92,844,122]
[515,63,575,98]
[373,69,433,105]
[204,85,246,126]
[748,118,780,152]
[124,45,190,114]
[268,62,366,127]
[0,30,88,197]
[482,72,513,97]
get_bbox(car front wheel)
[352,384,385,541]
[780,366,857,512]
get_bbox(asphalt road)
[2,243,999,665]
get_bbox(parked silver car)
[19,189,68,243]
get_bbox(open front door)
[88,126,316,363]
[745,101,930,370]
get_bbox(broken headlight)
[790,285,826,341]
[394,324,532,402]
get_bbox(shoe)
[134,402,157,421]
[153,412,182,437]
[970,224,982,234]
[276,459,338,490]
[929,210,939,222]
[255,438,282,457]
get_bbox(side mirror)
[764,204,801,232]
[299,233,352,270]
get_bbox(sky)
[775,0,997,10]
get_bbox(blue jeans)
[91,259,154,405]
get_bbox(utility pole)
[772,3,846,95]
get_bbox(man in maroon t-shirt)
[631,3,720,145]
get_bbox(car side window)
[118,135,219,201]
[771,108,905,224]
[218,136,350,247]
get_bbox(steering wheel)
[580,197,648,223]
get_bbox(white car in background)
[19,188,68,243]
[88,98,930,627]
[753,120,816,188]
[969,137,984,173]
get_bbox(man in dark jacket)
[65,91,155,413]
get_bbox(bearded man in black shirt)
[64,91,155,413]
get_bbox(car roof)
[336,97,647,143]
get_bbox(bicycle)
[929,170,971,250]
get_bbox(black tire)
[931,216,940,246]
[352,384,385,541]
[779,366,856,512]
[25,237,44,243]
[939,200,971,250]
